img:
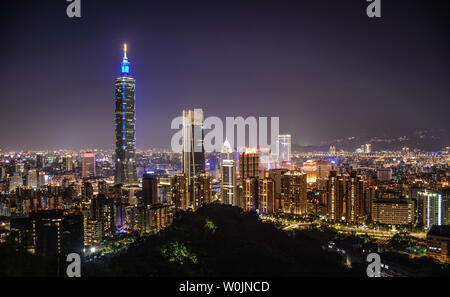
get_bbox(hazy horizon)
[1,0,449,151]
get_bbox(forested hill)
[85,204,363,277]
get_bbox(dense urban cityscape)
[1,0,449,286]
[0,45,449,278]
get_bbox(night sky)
[0,0,449,150]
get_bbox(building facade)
[182,109,205,207]
[193,173,212,209]
[259,177,275,214]
[221,159,236,206]
[170,173,189,210]
[372,199,414,226]
[114,44,137,185]
[142,173,158,206]
[281,170,307,216]
[277,134,291,167]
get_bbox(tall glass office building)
[114,44,137,185]
[182,109,205,207]
[182,109,205,183]
[277,134,291,165]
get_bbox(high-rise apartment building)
[64,155,73,172]
[346,171,366,223]
[259,177,275,214]
[241,177,259,211]
[193,173,212,209]
[10,210,83,257]
[221,159,236,206]
[326,171,367,223]
[81,151,96,178]
[26,169,38,189]
[281,170,307,216]
[418,190,450,228]
[182,109,205,206]
[170,173,189,210]
[221,138,233,160]
[302,160,317,183]
[239,149,259,180]
[326,170,344,221]
[267,168,288,212]
[142,172,158,206]
[239,149,260,211]
[91,194,115,237]
[9,173,23,192]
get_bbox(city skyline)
[0,0,449,151]
[1,0,450,283]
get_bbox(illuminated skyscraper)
[267,168,288,212]
[142,173,158,206]
[345,171,366,224]
[170,173,189,211]
[91,194,115,237]
[326,170,342,221]
[277,134,291,168]
[193,173,212,209]
[81,151,96,178]
[221,159,237,206]
[238,149,260,210]
[239,149,259,180]
[326,171,367,223]
[9,173,23,192]
[64,155,73,172]
[302,160,317,183]
[281,170,307,215]
[182,109,205,207]
[418,190,450,228]
[26,169,38,189]
[259,177,275,214]
[182,109,205,181]
[242,177,259,211]
[221,137,233,160]
[114,44,137,185]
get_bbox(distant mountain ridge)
[293,129,449,152]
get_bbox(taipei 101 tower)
[114,44,137,185]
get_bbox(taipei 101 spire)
[114,44,137,185]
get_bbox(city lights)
[0,0,449,283]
